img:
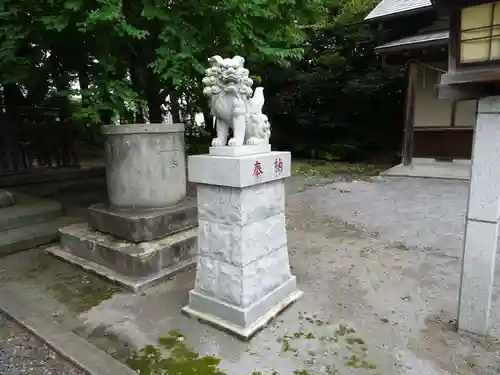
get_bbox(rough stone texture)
[184,158,301,337]
[195,245,291,308]
[0,189,14,208]
[188,151,291,188]
[198,214,287,269]
[197,181,284,226]
[458,96,500,336]
[58,223,197,279]
[103,123,186,209]
[88,198,197,242]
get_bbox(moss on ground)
[49,272,121,313]
[126,330,225,375]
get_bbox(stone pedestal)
[47,124,197,292]
[458,97,500,336]
[182,149,303,339]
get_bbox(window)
[460,2,500,63]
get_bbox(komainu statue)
[202,55,271,147]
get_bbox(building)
[366,0,477,179]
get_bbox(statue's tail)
[252,87,265,112]
[258,116,271,139]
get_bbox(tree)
[0,0,330,127]
[0,0,406,162]
[261,0,405,160]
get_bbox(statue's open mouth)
[221,73,239,83]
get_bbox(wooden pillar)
[458,96,500,336]
[402,63,417,166]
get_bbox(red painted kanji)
[274,157,283,173]
[253,160,263,177]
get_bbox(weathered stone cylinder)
[102,123,186,209]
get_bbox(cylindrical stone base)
[103,123,186,209]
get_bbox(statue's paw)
[247,137,261,145]
[212,138,224,147]
[228,138,243,147]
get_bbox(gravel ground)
[0,314,85,375]
[303,176,471,259]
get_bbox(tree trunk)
[200,99,216,137]
[2,84,25,108]
[144,69,163,123]
[54,77,72,120]
[170,91,181,123]
[78,66,90,108]
[147,90,163,123]
[99,109,113,125]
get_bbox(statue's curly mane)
[203,55,271,148]
[202,56,253,99]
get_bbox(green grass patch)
[292,159,388,179]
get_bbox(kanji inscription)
[253,160,263,177]
[274,157,283,173]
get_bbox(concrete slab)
[0,286,137,375]
[381,159,471,180]
[0,216,82,256]
[0,194,62,232]
[88,198,197,242]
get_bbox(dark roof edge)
[375,37,448,54]
[365,5,434,23]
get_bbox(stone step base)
[46,246,196,293]
[182,277,303,340]
[0,216,82,256]
[0,194,63,232]
[51,223,197,292]
[88,198,197,243]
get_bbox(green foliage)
[0,0,327,125]
[0,0,406,161]
[262,0,405,161]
